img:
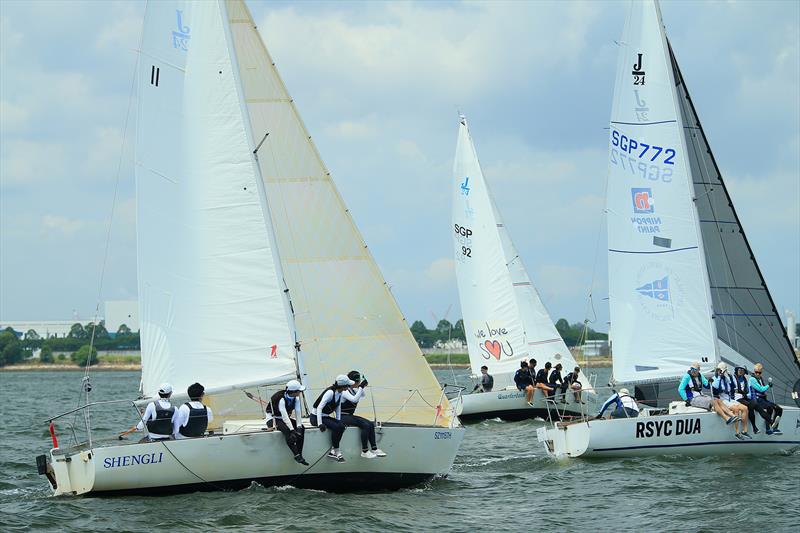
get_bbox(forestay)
[452,118,576,384]
[135,1,297,398]
[606,0,717,384]
[669,42,800,406]
[224,0,449,425]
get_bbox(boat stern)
[38,447,97,496]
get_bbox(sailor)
[734,366,770,434]
[547,362,569,402]
[310,374,352,462]
[513,361,535,406]
[596,388,639,418]
[749,363,783,435]
[134,382,176,442]
[536,362,559,402]
[174,382,213,439]
[711,362,751,439]
[564,366,584,404]
[472,365,494,393]
[341,370,386,459]
[529,358,554,397]
[678,362,739,427]
[265,379,309,465]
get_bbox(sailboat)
[537,0,800,457]
[451,117,587,422]
[37,0,463,495]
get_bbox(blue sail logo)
[172,10,191,51]
[636,276,670,301]
[460,176,470,196]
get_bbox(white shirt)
[310,389,341,420]
[341,386,365,406]
[266,394,302,427]
[136,399,176,440]
[173,401,213,439]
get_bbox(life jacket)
[734,371,749,399]
[179,402,208,437]
[618,394,639,412]
[714,372,735,400]
[683,371,705,400]
[145,399,174,436]
[266,390,296,418]
[750,375,768,400]
[341,387,359,416]
[312,386,340,416]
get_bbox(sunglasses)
[754,371,762,374]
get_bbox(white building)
[1,300,139,338]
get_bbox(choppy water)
[2,369,798,532]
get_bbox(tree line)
[409,318,608,349]
[0,322,140,367]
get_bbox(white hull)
[537,403,800,458]
[44,423,464,496]
[455,388,589,422]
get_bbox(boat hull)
[456,388,589,422]
[45,424,465,496]
[537,405,800,458]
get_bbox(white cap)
[716,362,728,372]
[286,379,306,392]
[158,383,173,395]
[335,374,355,387]
[619,388,630,396]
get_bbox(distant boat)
[538,0,799,457]
[38,0,463,495]
[451,116,588,422]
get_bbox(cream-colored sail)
[225,0,448,426]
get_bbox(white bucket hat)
[286,379,306,392]
[158,383,173,395]
[619,388,630,396]
[716,362,728,372]
[335,374,355,387]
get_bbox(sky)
[1,0,798,333]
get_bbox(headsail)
[606,0,717,384]
[135,1,298,397]
[669,42,800,406]
[452,117,576,385]
[224,0,449,425]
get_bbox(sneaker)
[360,450,377,459]
[335,451,346,463]
[741,432,753,440]
[771,427,783,435]
[766,429,774,435]
[753,427,760,435]
[326,450,339,461]
[734,433,744,440]
[526,401,533,407]
[372,448,387,457]
[294,454,309,466]
[725,416,736,426]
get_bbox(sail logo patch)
[632,53,645,85]
[631,188,654,213]
[460,176,470,196]
[172,10,191,51]
[636,276,670,301]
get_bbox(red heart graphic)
[484,340,502,360]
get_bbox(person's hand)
[318,424,326,433]
[360,379,369,388]
[768,383,773,388]
[685,400,692,407]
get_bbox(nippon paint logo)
[631,188,655,214]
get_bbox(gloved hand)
[768,383,773,388]
[318,424,326,433]
[685,400,692,407]
[360,379,369,388]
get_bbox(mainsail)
[135,1,298,397]
[606,0,717,384]
[669,41,800,406]
[225,0,449,425]
[452,117,575,386]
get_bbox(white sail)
[224,0,449,426]
[135,1,297,398]
[606,0,717,384]
[452,118,575,385]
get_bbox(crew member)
[310,375,352,462]
[734,366,770,434]
[135,382,176,442]
[266,379,309,465]
[514,361,535,406]
[174,382,213,439]
[596,388,639,418]
[529,358,554,397]
[536,362,558,402]
[341,371,386,459]
[472,365,494,393]
[749,363,783,435]
[678,362,739,427]
[548,362,569,402]
[564,366,584,404]
[712,362,751,439]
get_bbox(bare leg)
[525,385,534,403]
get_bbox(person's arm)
[294,399,302,426]
[318,390,333,417]
[136,402,156,431]
[335,393,342,420]
[278,397,292,427]
[701,375,710,388]
[678,374,690,401]
[597,394,618,417]
[206,406,213,425]
[173,405,187,436]
[749,376,769,393]
[711,375,721,397]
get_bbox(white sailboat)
[451,117,587,421]
[538,0,800,457]
[38,0,463,495]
